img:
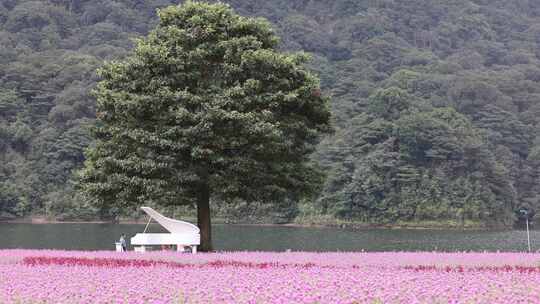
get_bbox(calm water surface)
[0,223,536,252]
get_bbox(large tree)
[78,1,331,251]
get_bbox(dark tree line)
[1,0,540,227]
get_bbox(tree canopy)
[78,1,331,250]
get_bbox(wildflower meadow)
[1,250,540,303]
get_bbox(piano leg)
[192,246,197,254]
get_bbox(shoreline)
[0,216,515,230]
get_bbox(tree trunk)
[197,183,213,252]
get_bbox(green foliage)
[318,88,512,224]
[80,1,330,212]
[2,0,540,227]
[0,0,179,219]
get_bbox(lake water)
[0,223,537,252]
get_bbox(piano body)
[130,207,200,253]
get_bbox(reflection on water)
[0,223,536,252]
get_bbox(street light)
[519,209,531,252]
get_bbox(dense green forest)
[1,0,540,227]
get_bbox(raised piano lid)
[141,206,200,234]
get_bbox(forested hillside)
[1,0,540,226]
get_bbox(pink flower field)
[2,250,540,303]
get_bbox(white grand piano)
[130,206,200,253]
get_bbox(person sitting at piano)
[119,234,127,252]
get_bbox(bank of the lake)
[0,215,514,230]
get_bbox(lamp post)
[520,209,531,252]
